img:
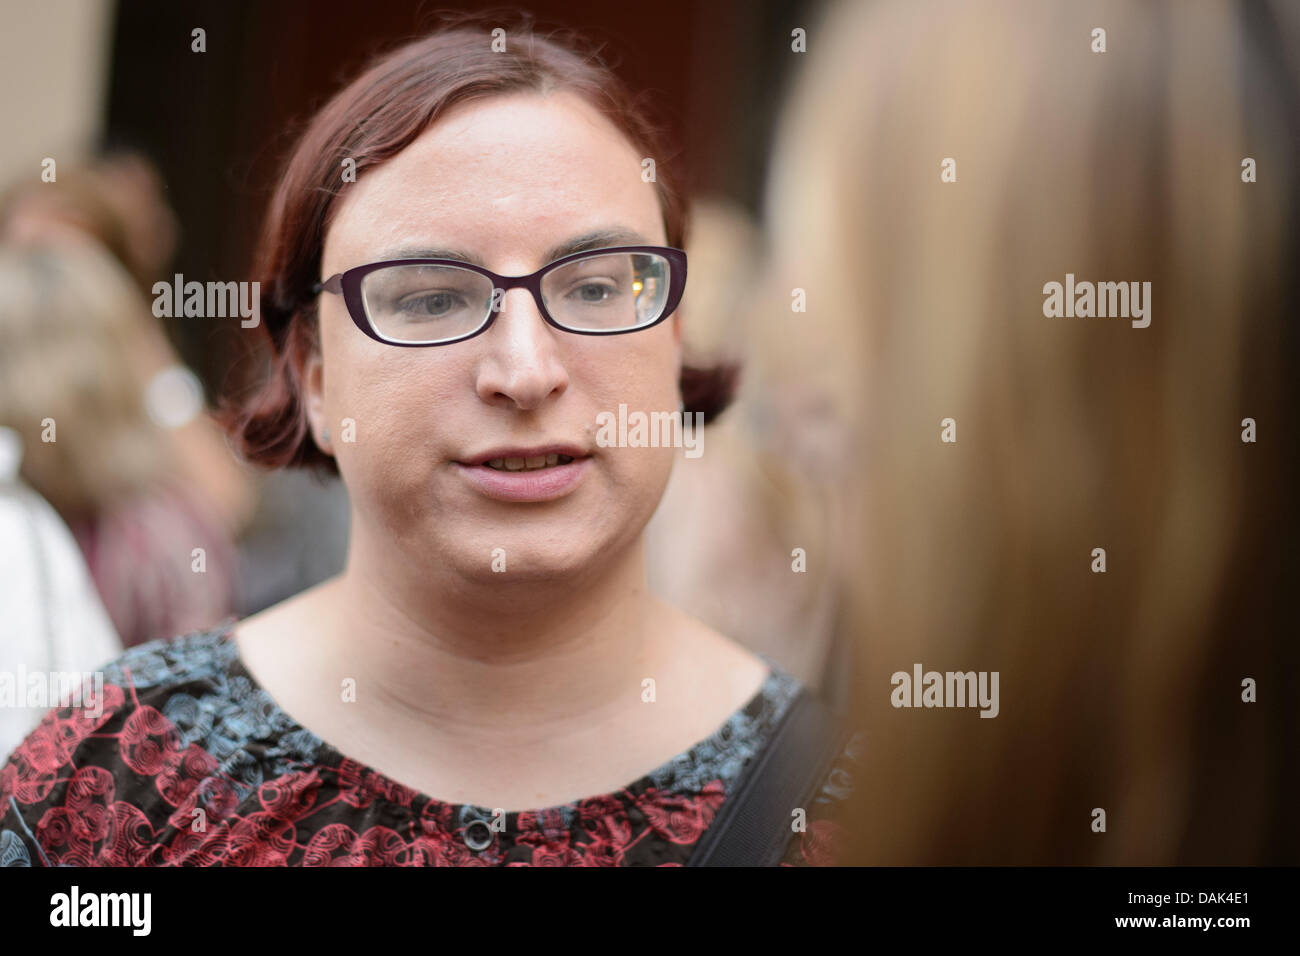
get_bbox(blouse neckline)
[199,618,796,833]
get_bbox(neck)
[314,522,664,740]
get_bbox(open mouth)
[458,447,591,502]
[482,453,577,472]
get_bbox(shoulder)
[101,623,239,688]
[0,623,249,866]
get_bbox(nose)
[473,286,569,410]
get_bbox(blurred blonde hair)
[0,244,174,518]
[646,196,844,686]
[760,0,1299,862]
[0,169,141,286]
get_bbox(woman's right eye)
[395,290,461,318]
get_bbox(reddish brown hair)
[223,12,739,473]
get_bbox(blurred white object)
[144,364,205,429]
[0,426,21,481]
[0,431,122,759]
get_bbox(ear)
[292,332,332,455]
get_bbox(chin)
[450,537,605,586]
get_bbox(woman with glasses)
[0,14,859,867]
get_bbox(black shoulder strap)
[688,686,848,866]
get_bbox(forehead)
[324,90,664,270]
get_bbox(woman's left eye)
[571,282,617,303]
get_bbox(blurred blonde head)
[0,244,174,518]
[759,0,1299,862]
[0,155,177,295]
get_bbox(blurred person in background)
[0,151,179,297]
[0,244,245,647]
[0,425,121,759]
[760,0,1298,863]
[88,148,183,292]
[0,154,351,616]
[645,197,848,698]
[0,159,256,555]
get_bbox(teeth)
[483,453,576,472]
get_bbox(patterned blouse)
[0,622,862,866]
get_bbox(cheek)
[321,332,456,498]
[583,330,682,498]
[588,326,681,410]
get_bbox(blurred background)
[0,0,1296,864]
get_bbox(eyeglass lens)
[358,251,672,343]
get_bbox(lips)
[455,444,591,502]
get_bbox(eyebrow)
[377,228,653,270]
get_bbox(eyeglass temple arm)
[313,275,343,295]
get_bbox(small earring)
[320,426,330,443]
[678,399,685,415]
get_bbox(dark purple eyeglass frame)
[311,245,688,347]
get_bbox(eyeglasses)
[313,245,687,347]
